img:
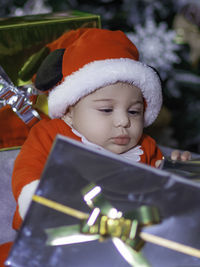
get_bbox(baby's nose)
[114,112,130,128]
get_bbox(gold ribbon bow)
[0,65,41,126]
[33,184,161,266]
[80,184,160,252]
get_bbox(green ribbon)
[40,184,160,267]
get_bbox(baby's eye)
[98,108,113,113]
[128,110,140,115]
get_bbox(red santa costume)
[0,28,163,266]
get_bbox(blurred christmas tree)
[1,0,200,152]
[125,1,200,152]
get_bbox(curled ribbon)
[0,65,41,126]
[33,184,161,267]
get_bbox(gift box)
[0,11,100,85]
[5,135,200,267]
[0,11,100,150]
[161,156,200,180]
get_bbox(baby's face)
[63,82,144,154]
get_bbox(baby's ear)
[61,107,73,126]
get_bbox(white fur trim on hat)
[48,58,162,127]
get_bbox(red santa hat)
[35,28,162,127]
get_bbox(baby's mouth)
[112,135,130,145]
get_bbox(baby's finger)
[180,151,192,161]
[171,150,181,161]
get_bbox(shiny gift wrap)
[0,11,100,85]
[161,157,200,180]
[33,185,160,266]
[6,135,200,267]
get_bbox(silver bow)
[0,66,41,126]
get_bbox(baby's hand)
[171,150,192,161]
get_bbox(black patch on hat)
[35,48,65,91]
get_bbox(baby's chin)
[105,144,133,155]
